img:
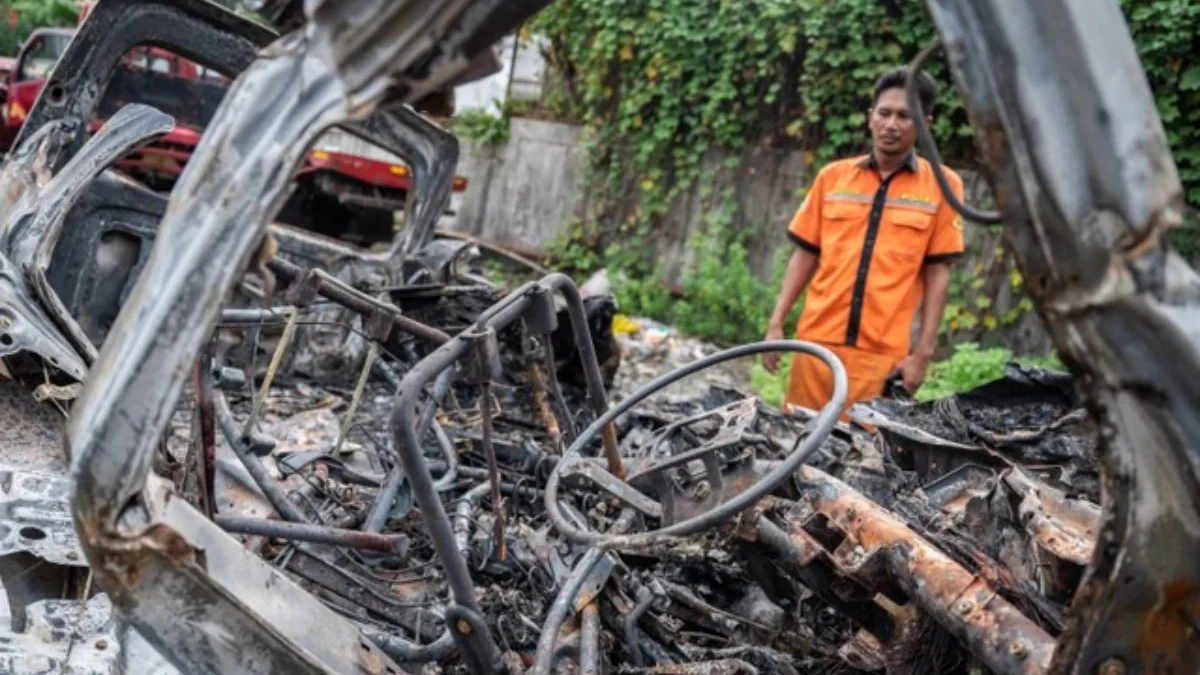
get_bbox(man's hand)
[763,250,819,374]
[763,323,785,373]
[894,352,931,393]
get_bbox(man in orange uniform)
[764,67,965,417]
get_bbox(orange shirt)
[787,153,965,357]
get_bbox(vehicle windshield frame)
[17,32,73,83]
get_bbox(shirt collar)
[858,151,918,174]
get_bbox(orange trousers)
[784,342,902,420]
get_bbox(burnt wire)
[907,40,1005,226]
[333,342,379,456]
[530,341,846,674]
[624,588,659,667]
[243,309,300,437]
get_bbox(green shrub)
[610,226,802,347]
[749,354,791,408]
[747,342,1064,407]
[453,106,511,148]
[916,342,1063,402]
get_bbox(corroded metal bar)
[785,465,1055,675]
[215,515,408,555]
[579,603,601,675]
[268,257,451,346]
[386,274,615,620]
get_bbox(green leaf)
[1181,66,1200,91]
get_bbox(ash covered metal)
[3,275,1105,674]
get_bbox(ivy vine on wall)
[1120,0,1200,258]
[794,0,978,167]
[533,0,809,256]
[1121,0,1200,205]
[535,0,1197,218]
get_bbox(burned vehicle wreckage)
[0,0,1196,673]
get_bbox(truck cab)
[0,15,465,249]
[0,28,72,152]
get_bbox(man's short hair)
[872,67,937,117]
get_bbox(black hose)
[359,624,455,663]
[531,549,605,675]
[623,588,658,667]
[530,507,637,675]
[907,40,1004,226]
[365,368,454,532]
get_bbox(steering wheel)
[543,340,848,551]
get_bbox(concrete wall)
[634,145,808,287]
[453,117,587,255]
[450,117,807,285]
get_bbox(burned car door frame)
[24,0,463,348]
[65,1,551,674]
[923,1,1200,673]
[0,103,175,386]
[12,0,270,163]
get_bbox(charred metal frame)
[0,104,172,383]
[19,0,466,350]
[64,1,551,673]
[9,0,1186,671]
[544,340,847,551]
[380,273,617,668]
[923,1,1200,673]
[759,466,1057,675]
[13,0,270,161]
[529,341,848,675]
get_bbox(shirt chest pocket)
[821,201,870,251]
[882,207,933,259]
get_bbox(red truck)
[1,13,466,247]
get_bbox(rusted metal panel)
[1005,468,1099,568]
[784,465,1056,675]
[925,1,1200,673]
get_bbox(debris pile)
[609,316,751,402]
[140,278,1096,675]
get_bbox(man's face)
[868,87,921,157]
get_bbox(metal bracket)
[0,469,85,567]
